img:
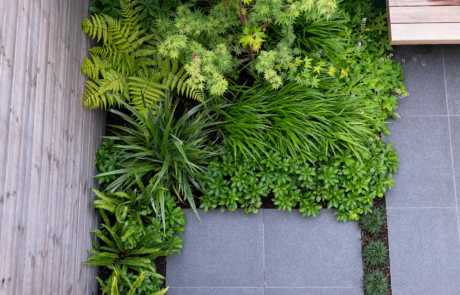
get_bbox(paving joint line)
[441,44,460,247]
[262,209,265,295]
[386,207,457,209]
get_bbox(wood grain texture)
[389,0,460,6]
[390,6,460,23]
[0,0,103,294]
[390,23,460,44]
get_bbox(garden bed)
[360,195,393,295]
[80,0,405,294]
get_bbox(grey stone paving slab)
[443,45,460,115]
[392,45,447,116]
[446,116,460,207]
[264,210,363,288]
[166,210,264,287]
[264,288,363,295]
[386,117,456,207]
[387,208,460,295]
[167,288,264,295]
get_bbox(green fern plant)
[99,269,169,295]
[81,0,202,113]
[83,218,182,294]
[91,188,153,226]
[83,218,182,269]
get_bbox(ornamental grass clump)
[96,93,219,223]
[364,270,389,295]
[359,208,386,236]
[214,82,382,162]
[363,241,389,267]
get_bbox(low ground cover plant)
[81,0,404,292]
[200,137,397,221]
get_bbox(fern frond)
[128,77,167,115]
[83,80,124,109]
[82,14,108,43]
[81,54,109,80]
[152,287,169,295]
[128,248,161,255]
[111,277,119,295]
[127,272,145,295]
[118,257,156,271]
[100,70,128,94]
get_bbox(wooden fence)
[0,0,103,293]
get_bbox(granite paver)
[387,45,460,295]
[167,209,363,294]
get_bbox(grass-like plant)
[214,82,381,161]
[97,92,218,223]
[363,270,389,295]
[359,208,386,236]
[363,241,389,267]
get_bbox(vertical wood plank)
[50,39,70,294]
[0,0,31,293]
[22,11,50,295]
[0,0,102,293]
[0,2,19,283]
[40,2,62,292]
[73,2,91,293]
[15,0,42,293]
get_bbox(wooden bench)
[387,0,460,44]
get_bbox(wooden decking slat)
[391,23,460,44]
[17,1,43,293]
[390,6,460,23]
[0,1,30,293]
[0,0,101,293]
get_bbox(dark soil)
[360,195,392,295]
[104,106,131,136]
[261,193,277,209]
[154,256,167,287]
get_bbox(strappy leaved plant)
[96,93,219,224]
[213,82,381,161]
